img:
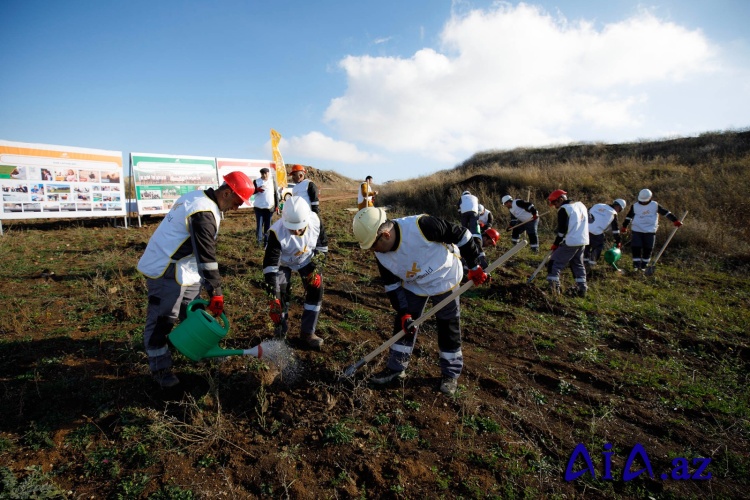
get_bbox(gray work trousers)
[144,264,201,372]
[546,244,587,291]
[272,266,323,337]
[386,288,463,379]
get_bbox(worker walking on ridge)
[290,164,328,254]
[357,175,378,209]
[263,196,326,349]
[502,194,540,253]
[137,171,254,388]
[546,189,589,297]
[585,199,626,268]
[621,189,683,272]
[457,190,482,247]
[352,207,489,396]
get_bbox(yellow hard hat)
[353,207,387,249]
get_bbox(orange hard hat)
[547,189,568,203]
[223,171,255,203]
[291,164,305,173]
[483,228,500,246]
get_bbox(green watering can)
[604,246,622,270]
[168,299,262,360]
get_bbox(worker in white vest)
[457,190,481,246]
[263,196,326,349]
[502,195,540,253]
[252,167,278,246]
[137,171,254,388]
[621,189,683,271]
[290,164,328,253]
[546,190,589,297]
[352,207,489,396]
[584,199,626,267]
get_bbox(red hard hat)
[484,228,500,246]
[547,189,568,203]
[291,164,305,173]
[223,171,255,203]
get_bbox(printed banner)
[270,129,288,189]
[0,140,125,220]
[130,153,218,216]
[216,158,276,209]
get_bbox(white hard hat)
[352,207,387,249]
[502,195,513,204]
[282,196,311,230]
[462,190,471,196]
[613,199,627,210]
[638,189,652,203]
[478,204,484,213]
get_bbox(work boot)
[370,367,406,385]
[152,368,179,388]
[548,280,561,296]
[577,287,587,298]
[439,376,458,396]
[302,332,324,349]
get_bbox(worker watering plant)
[137,171,254,388]
[584,199,626,268]
[352,207,489,396]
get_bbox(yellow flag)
[270,129,287,189]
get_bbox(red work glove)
[479,221,485,228]
[207,295,224,316]
[256,186,265,193]
[617,242,622,249]
[400,314,417,334]
[673,220,683,227]
[551,244,559,251]
[532,214,538,220]
[269,299,282,325]
[306,272,321,288]
[467,266,488,286]
[620,226,628,234]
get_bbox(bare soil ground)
[0,189,748,499]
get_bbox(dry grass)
[379,130,750,258]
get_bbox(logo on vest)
[294,245,309,257]
[406,263,421,279]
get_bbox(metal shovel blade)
[644,265,656,276]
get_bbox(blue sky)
[1,1,749,182]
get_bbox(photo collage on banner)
[216,158,276,209]
[130,153,219,215]
[0,140,125,219]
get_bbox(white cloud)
[277,131,384,164]
[324,2,726,163]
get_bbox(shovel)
[507,212,549,232]
[527,250,553,284]
[645,211,688,276]
[342,240,528,378]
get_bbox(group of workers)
[136,170,682,395]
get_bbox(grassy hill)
[379,129,750,261]
[0,131,748,498]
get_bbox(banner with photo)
[0,140,125,220]
[216,158,276,209]
[130,153,218,216]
